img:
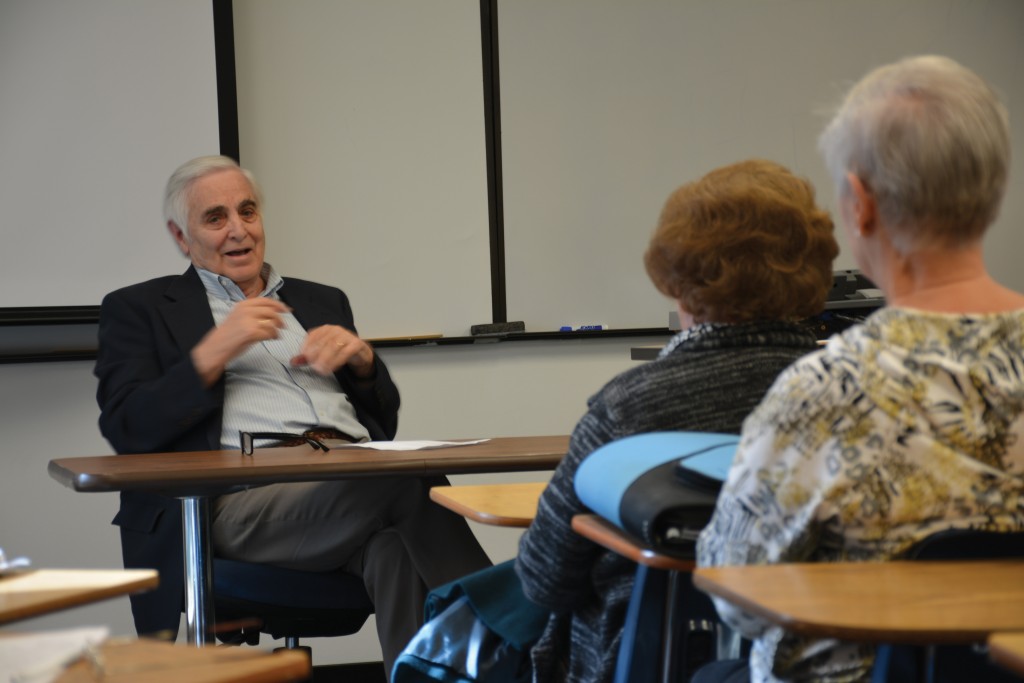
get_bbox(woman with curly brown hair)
[514,159,838,683]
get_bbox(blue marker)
[559,324,608,332]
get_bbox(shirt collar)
[196,263,283,302]
[657,322,727,358]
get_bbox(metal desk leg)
[661,570,681,683]
[181,496,213,646]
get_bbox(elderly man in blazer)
[94,155,490,671]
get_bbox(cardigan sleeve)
[296,282,401,441]
[515,400,621,612]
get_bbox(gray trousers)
[211,475,492,673]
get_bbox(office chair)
[212,558,375,653]
[871,529,1024,683]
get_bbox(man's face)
[170,168,266,296]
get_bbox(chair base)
[310,661,387,683]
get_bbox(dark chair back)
[872,529,1024,683]
[905,528,1024,561]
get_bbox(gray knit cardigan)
[514,321,820,683]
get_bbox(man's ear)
[167,221,190,256]
[844,172,877,238]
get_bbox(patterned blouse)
[697,307,1024,682]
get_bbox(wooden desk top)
[0,569,158,625]
[54,638,309,683]
[430,482,546,527]
[988,632,1024,676]
[694,559,1024,644]
[571,514,695,572]
[49,435,569,497]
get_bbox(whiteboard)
[498,0,1024,331]
[0,0,220,308]
[232,0,492,340]
[7,0,1023,342]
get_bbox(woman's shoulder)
[742,342,861,436]
[832,307,1024,364]
[599,340,812,409]
[586,352,704,414]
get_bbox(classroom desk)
[988,632,1024,677]
[51,637,310,683]
[693,559,1024,644]
[0,569,158,626]
[429,481,547,527]
[48,435,568,646]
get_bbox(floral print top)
[697,307,1024,682]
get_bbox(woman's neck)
[884,246,1024,313]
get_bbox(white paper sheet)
[324,439,491,451]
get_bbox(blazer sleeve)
[94,286,222,454]
[309,284,401,441]
[340,358,400,440]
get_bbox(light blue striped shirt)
[196,265,371,449]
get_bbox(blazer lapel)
[280,280,335,330]
[159,266,216,355]
[157,266,223,449]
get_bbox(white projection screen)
[0,0,221,310]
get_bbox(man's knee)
[361,529,414,580]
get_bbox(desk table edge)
[989,632,1024,676]
[429,485,540,528]
[692,565,1017,644]
[571,514,695,572]
[0,569,159,626]
[47,437,569,494]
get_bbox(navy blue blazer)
[94,265,400,636]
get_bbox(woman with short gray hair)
[696,55,1024,683]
